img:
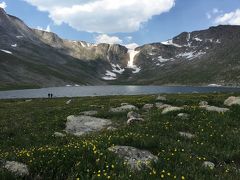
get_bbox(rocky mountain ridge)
[1,7,240,89]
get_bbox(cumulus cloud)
[215,9,240,25]
[0,1,7,9]
[36,25,51,32]
[24,0,175,33]
[206,8,221,19]
[95,34,123,44]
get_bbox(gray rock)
[177,113,190,120]
[3,161,29,177]
[127,117,144,125]
[162,106,183,114]
[66,99,72,105]
[80,111,98,116]
[107,126,117,131]
[155,103,171,110]
[127,111,141,119]
[203,161,215,169]
[121,103,129,106]
[108,146,158,171]
[224,96,240,106]
[110,105,138,113]
[199,101,208,106]
[54,132,66,137]
[142,104,154,111]
[179,132,195,139]
[156,95,167,101]
[200,105,229,113]
[65,115,112,136]
[25,99,32,102]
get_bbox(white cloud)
[215,9,240,25]
[212,8,219,14]
[125,43,139,50]
[36,25,51,32]
[206,8,222,19]
[0,1,7,9]
[206,13,211,19]
[24,0,175,33]
[95,34,123,44]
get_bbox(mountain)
[0,8,240,90]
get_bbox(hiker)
[50,93,53,98]
[48,93,50,98]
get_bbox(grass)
[0,93,240,179]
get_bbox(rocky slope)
[0,7,240,89]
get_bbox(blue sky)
[2,0,240,45]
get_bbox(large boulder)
[127,117,144,125]
[3,161,29,177]
[127,111,141,119]
[224,96,240,106]
[142,104,154,111]
[162,106,183,114]
[200,105,229,113]
[110,105,138,113]
[203,161,215,169]
[65,115,112,136]
[156,95,167,101]
[199,101,208,106]
[155,103,171,110]
[108,146,158,171]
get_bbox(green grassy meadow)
[0,93,240,179]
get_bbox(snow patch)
[161,39,182,48]
[158,56,174,63]
[194,37,202,42]
[111,64,125,74]
[11,44,17,47]
[16,36,24,39]
[208,84,222,87]
[102,70,117,80]
[177,51,206,60]
[132,67,141,74]
[0,49,12,54]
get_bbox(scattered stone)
[66,99,72,105]
[200,105,229,113]
[179,132,195,139]
[224,96,240,106]
[110,105,138,113]
[65,115,112,136]
[108,146,158,171]
[199,101,208,106]
[54,132,66,137]
[121,103,129,106]
[25,99,32,102]
[156,103,171,110]
[177,113,190,120]
[107,126,117,131]
[161,106,183,114]
[127,111,141,119]
[156,95,167,101]
[80,111,98,116]
[127,118,144,125]
[142,104,154,111]
[203,161,215,169]
[3,161,29,177]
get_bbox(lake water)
[0,86,240,99]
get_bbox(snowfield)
[0,49,12,54]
